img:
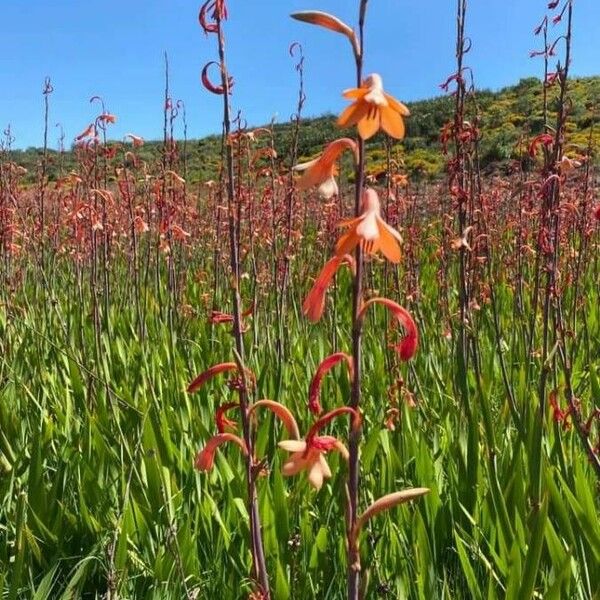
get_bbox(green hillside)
[6,75,600,183]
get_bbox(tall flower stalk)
[196,1,270,596]
[292,5,428,598]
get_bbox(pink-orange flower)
[279,436,347,490]
[292,138,358,198]
[279,407,360,490]
[335,188,402,263]
[337,73,409,140]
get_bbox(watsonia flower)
[279,407,360,491]
[292,138,358,198]
[335,188,402,263]
[338,73,409,140]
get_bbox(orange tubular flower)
[303,254,355,322]
[337,73,410,140]
[335,188,402,263]
[187,362,238,393]
[195,433,247,471]
[292,138,358,199]
[358,297,418,361]
[308,352,354,415]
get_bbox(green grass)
[1,218,599,599]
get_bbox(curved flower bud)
[303,254,355,322]
[187,362,238,393]
[201,62,234,95]
[348,488,430,565]
[358,297,418,361]
[195,433,247,471]
[248,399,300,439]
[308,352,354,415]
[290,11,359,57]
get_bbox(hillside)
[6,75,600,184]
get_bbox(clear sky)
[1,0,598,149]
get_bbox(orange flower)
[302,254,355,322]
[279,407,359,490]
[308,352,354,415]
[335,188,402,263]
[293,138,357,198]
[338,73,410,140]
[279,436,347,490]
[357,297,418,360]
[195,433,247,471]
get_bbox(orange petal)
[343,87,369,100]
[357,111,380,140]
[335,229,361,257]
[377,218,402,263]
[384,93,411,116]
[298,161,332,190]
[337,215,363,229]
[380,105,406,140]
[337,100,369,128]
[307,460,326,490]
[282,454,307,476]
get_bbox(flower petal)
[319,454,332,479]
[376,218,402,263]
[317,176,338,199]
[380,105,406,139]
[335,229,361,257]
[384,93,411,116]
[356,211,379,241]
[279,440,307,453]
[282,454,306,476]
[337,99,369,128]
[357,110,380,140]
[307,461,325,490]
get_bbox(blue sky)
[1,0,598,149]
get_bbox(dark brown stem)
[214,12,271,598]
[347,3,368,598]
